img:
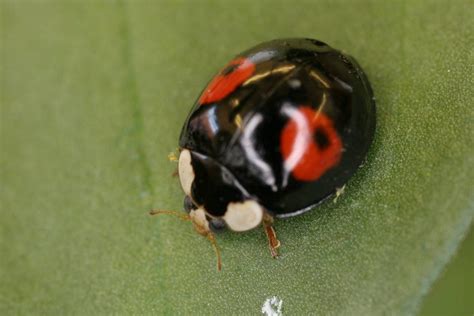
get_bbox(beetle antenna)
[206,232,222,271]
[149,209,222,271]
[149,209,191,222]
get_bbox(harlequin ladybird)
[151,38,376,270]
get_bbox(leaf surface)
[1,1,473,314]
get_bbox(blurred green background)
[1,1,473,315]
[420,228,473,316]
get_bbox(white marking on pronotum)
[178,149,195,196]
[241,114,277,191]
[223,200,263,232]
[261,296,283,316]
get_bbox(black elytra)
[179,38,376,221]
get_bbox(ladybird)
[151,38,376,270]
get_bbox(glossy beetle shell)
[179,38,376,218]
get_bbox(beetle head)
[178,149,265,232]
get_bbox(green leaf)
[1,1,473,314]
[419,228,474,315]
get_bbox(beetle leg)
[168,150,179,177]
[168,151,179,162]
[263,215,280,258]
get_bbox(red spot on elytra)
[281,106,342,181]
[199,57,255,105]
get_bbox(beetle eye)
[207,216,226,233]
[178,149,195,196]
[183,195,196,213]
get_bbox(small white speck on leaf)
[261,296,283,316]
